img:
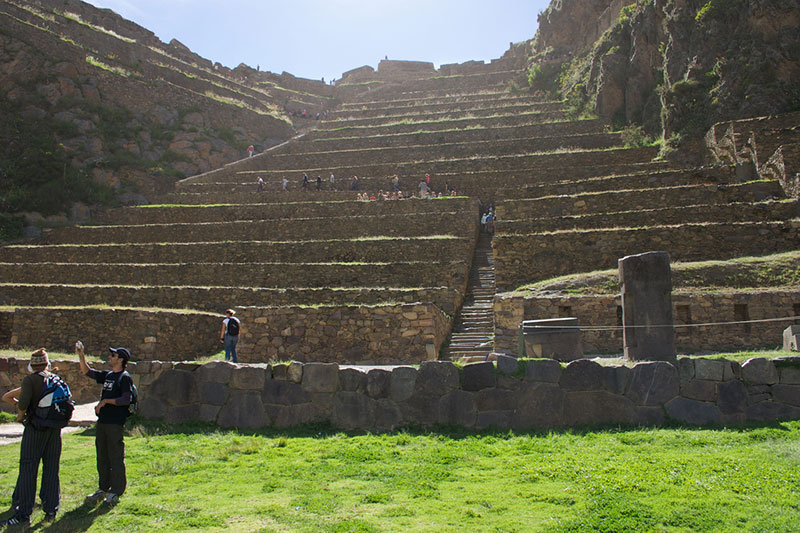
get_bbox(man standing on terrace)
[220,309,240,363]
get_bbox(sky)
[82,0,550,82]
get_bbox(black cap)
[109,347,131,361]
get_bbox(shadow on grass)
[39,501,112,532]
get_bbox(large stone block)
[462,362,496,391]
[401,392,439,426]
[716,380,747,415]
[475,388,517,412]
[625,361,679,406]
[563,391,635,426]
[200,381,229,406]
[513,383,565,429]
[476,411,512,430]
[414,361,457,395]
[164,404,202,425]
[677,358,695,382]
[524,359,562,383]
[375,399,403,432]
[263,379,310,405]
[771,385,800,407]
[148,369,198,406]
[439,390,476,427]
[776,358,800,384]
[603,365,630,395]
[339,368,367,392]
[195,361,234,384]
[694,359,725,381]
[287,362,303,383]
[198,404,221,424]
[783,325,800,351]
[665,397,722,426]
[633,406,665,426]
[302,363,340,393]
[746,401,800,421]
[560,359,604,391]
[391,366,418,401]
[230,366,266,390]
[271,363,288,381]
[680,380,717,402]
[496,354,520,375]
[218,390,269,428]
[332,392,376,430]
[521,317,583,361]
[137,396,165,420]
[741,358,779,385]
[367,369,391,399]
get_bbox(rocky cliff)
[530,0,800,155]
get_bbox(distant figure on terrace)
[256,176,264,192]
[316,175,322,190]
[219,309,240,363]
[247,145,254,158]
[302,173,309,192]
[351,175,359,191]
[329,173,336,191]
[392,175,400,192]
[418,179,429,198]
[425,173,431,185]
[282,177,288,191]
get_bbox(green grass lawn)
[1,420,799,531]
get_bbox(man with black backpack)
[77,343,134,505]
[219,308,240,363]
[2,348,66,527]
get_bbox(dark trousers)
[14,425,61,519]
[96,423,126,496]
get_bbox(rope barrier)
[522,315,800,332]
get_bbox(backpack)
[31,373,74,429]
[227,317,240,336]
[117,371,139,417]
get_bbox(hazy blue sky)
[83,0,550,82]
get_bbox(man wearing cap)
[76,344,134,505]
[2,348,62,527]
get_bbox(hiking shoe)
[104,492,120,504]
[85,490,105,503]
[43,512,57,522]
[5,515,30,527]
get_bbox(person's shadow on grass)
[35,501,113,532]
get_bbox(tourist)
[247,144,254,158]
[329,173,336,191]
[481,211,488,233]
[351,175,359,191]
[3,349,63,526]
[316,175,322,190]
[77,344,134,506]
[282,177,288,191]
[219,309,240,363]
[418,179,429,198]
[301,173,309,192]
[256,176,264,192]
[392,175,400,192]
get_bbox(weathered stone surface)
[513,383,565,429]
[198,404,221,423]
[625,362,679,406]
[200,381,229,406]
[401,392,439,426]
[195,361,234,384]
[339,368,367,392]
[741,358,779,385]
[496,375,523,391]
[525,359,562,383]
[564,391,635,426]
[375,399,403,431]
[390,366,417,402]
[332,392,376,430]
[302,363,340,393]
[475,388,517,412]
[137,396,165,420]
[633,406,665,426]
[665,397,722,426]
[462,362,496,391]
[771,385,800,407]
[367,369,391,399]
[439,390,476,427]
[476,410,512,430]
[164,404,201,425]
[263,379,310,405]
[496,354,519,375]
[677,357,695,382]
[776,358,800,384]
[746,401,800,421]
[230,366,266,390]
[694,359,725,381]
[681,380,717,402]
[716,380,747,415]
[149,369,198,406]
[415,361,458,394]
[287,361,303,383]
[723,360,740,381]
[560,359,604,391]
[271,363,288,381]
[603,365,630,395]
[218,390,269,428]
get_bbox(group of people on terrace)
[258,171,460,199]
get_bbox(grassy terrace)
[510,251,800,296]
[0,419,798,531]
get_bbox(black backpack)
[31,373,74,429]
[117,371,139,417]
[227,317,240,336]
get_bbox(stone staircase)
[443,232,496,361]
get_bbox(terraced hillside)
[2,55,798,362]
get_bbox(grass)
[590,349,796,367]
[0,348,104,363]
[0,420,798,531]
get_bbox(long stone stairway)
[443,231,496,361]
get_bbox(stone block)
[603,365,630,395]
[200,381,229,406]
[391,366,418,401]
[415,361,458,394]
[524,359,562,383]
[783,325,800,351]
[560,359,604,391]
[771,385,800,407]
[694,359,725,381]
[401,392,439,426]
[521,317,583,361]
[174,362,200,372]
[230,366,266,390]
[461,362,496,391]
[198,404,221,423]
[716,380,747,415]
[218,390,269,428]
[746,401,800,421]
[287,361,303,383]
[513,383,565,429]
[164,404,201,425]
[302,363,340,393]
[496,375,523,391]
[496,354,520,375]
[633,407,665,426]
[722,360,739,381]
[775,358,800,384]
[665,397,722,426]
[438,390,476,427]
[196,361,234,384]
[475,388,517,412]
[367,369,391,399]
[375,399,403,432]
[741,358,779,385]
[476,410,512,430]
[137,396,165,420]
[625,361,679,406]
[563,391,635,426]
[263,380,310,405]
[339,368,367,392]
[332,392,376,430]
[271,363,288,381]
[148,369,198,406]
[680,380,717,402]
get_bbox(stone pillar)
[619,251,676,363]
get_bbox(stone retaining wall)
[327,99,560,121]
[493,220,800,289]
[236,303,450,364]
[494,290,800,354]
